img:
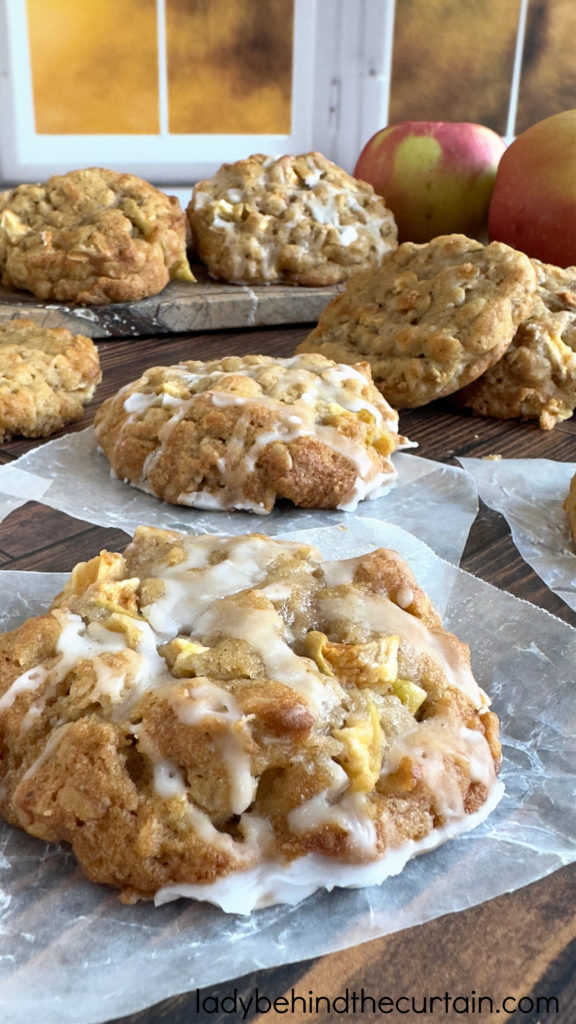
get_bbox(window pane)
[516,0,576,133]
[26,0,160,134]
[166,0,294,134]
[389,0,520,134]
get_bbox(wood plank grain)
[0,502,99,559]
[461,500,576,625]
[107,862,576,1024]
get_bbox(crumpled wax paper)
[0,429,478,565]
[0,521,575,1024]
[458,458,576,612]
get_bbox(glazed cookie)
[93,352,412,513]
[0,167,195,304]
[297,234,537,408]
[186,151,397,286]
[0,527,502,910]
[0,317,101,441]
[453,259,576,429]
[564,471,576,544]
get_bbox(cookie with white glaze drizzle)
[93,352,413,513]
[0,528,502,911]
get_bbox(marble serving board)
[0,267,341,339]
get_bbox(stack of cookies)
[297,233,576,430]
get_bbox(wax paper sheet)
[458,458,576,612]
[0,430,478,566]
[0,521,575,1024]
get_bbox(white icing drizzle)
[0,665,47,712]
[141,533,303,636]
[149,755,236,854]
[184,803,237,853]
[59,612,171,714]
[3,609,173,739]
[153,758,187,799]
[317,584,484,709]
[136,534,337,711]
[192,601,337,715]
[155,780,505,914]
[396,585,415,609]
[118,356,408,513]
[167,680,256,816]
[378,714,497,823]
[458,724,498,786]
[287,762,377,856]
[339,224,359,246]
[20,721,76,782]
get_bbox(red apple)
[488,109,576,267]
[353,121,506,243]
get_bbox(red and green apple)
[488,109,576,267]
[353,120,506,243]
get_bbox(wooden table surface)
[1,323,575,1024]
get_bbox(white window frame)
[0,0,397,188]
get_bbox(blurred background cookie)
[297,234,537,408]
[93,352,411,513]
[0,317,101,441]
[0,167,195,305]
[186,151,398,286]
[453,259,576,429]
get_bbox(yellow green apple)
[488,109,576,267]
[353,121,506,242]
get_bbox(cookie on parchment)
[453,259,576,430]
[186,151,397,286]
[0,527,502,909]
[93,352,411,513]
[297,234,537,408]
[0,168,195,305]
[0,317,101,441]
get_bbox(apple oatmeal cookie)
[0,528,502,910]
[0,167,195,304]
[453,259,576,429]
[0,317,101,441]
[186,151,397,286]
[297,234,537,407]
[93,352,412,513]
